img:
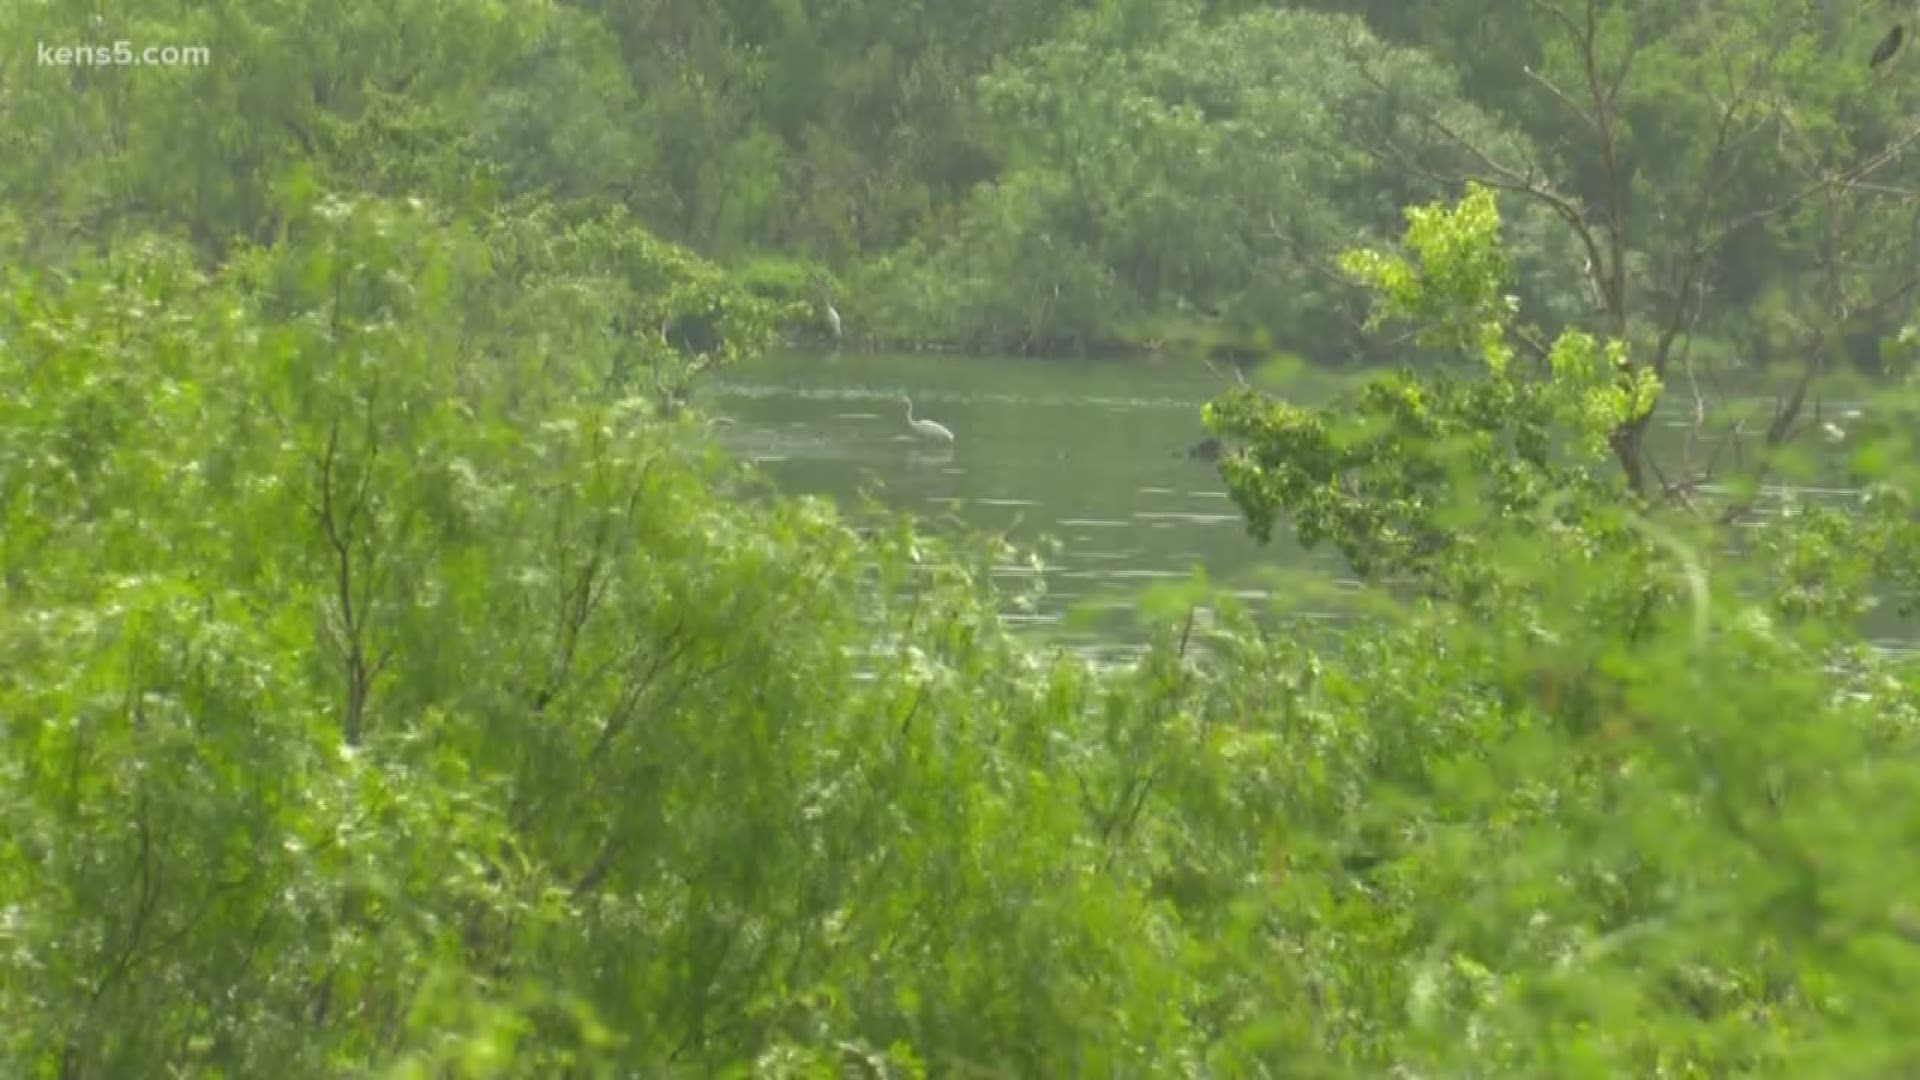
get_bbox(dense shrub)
[8,185,1920,1078]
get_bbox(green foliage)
[865,7,1585,355]
[0,0,553,257]
[734,256,831,306]
[1341,185,1520,373]
[12,175,1920,1077]
[17,0,1909,360]
[1200,182,1920,1075]
[1213,189,1665,603]
[10,3,1920,1078]
[0,200,1198,1075]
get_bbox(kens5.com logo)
[37,40,211,67]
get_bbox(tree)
[1340,0,1920,504]
[865,6,1586,356]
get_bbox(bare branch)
[1709,120,1920,254]
[1522,65,1597,132]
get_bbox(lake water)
[711,350,1913,659]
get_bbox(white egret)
[824,300,842,339]
[900,396,954,442]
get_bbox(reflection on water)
[711,352,1913,660]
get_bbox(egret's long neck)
[903,399,914,422]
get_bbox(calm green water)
[710,350,1345,658]
[711,351,1912,658]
